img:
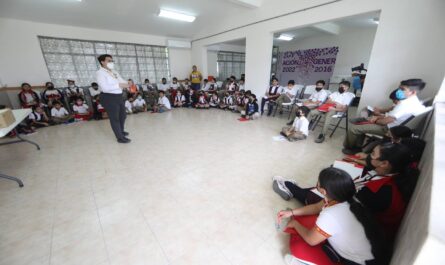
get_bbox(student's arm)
[370,115,396,125]
[355,186,392,212]
[278,200,324,220]
[287,219,328,246]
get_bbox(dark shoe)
[261,111,264,116]
[279,111,283,115]
[117,138,131,144]
[286,121,293,126]
[315,134,325,143]
[123,131,129,136]
[342,148,361,155]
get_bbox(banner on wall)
[276,46,339,86]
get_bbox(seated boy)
[72,98,91,121]
[51,101,73,124]
[133,94,147,113]
[276,80,299,114]
[152,91,171,113]
[281,106,310,142]
[28,105,52,128]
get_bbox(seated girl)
[209,93,220,108]
[274,143,418,243]
[184,88,196,108]
[195,92,209,109]
[28,105,52,128]
[280,106,310,142]
[174,90,186,108]
[241,94,260,120]
[277,167,387,265]
[72,98,91,121]
[220,92,234,110]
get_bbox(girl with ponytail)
[278,167,389,265]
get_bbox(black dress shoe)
[117,138,131,144]
[286,121,293,126]
[122,131,129,136]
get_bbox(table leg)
[15,130,41,150]
[0,172,24,187]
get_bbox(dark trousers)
[260,98,275,114]
[100,93,126,140]
[284,182,323,205]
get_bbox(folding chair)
[286,85,309,119]
[310,102,352,138]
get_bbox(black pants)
[284,182,323,205]
[260,98,274,114]
[100,93,126,140]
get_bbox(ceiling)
[0,0,274,38]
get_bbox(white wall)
[0,17,191,87]
[277,27,377,84]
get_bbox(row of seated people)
[273,125,425,265]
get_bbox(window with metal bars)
[38,36,170,87]
[217,51,245,81]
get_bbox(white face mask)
[137,96,142,100]
[107,62,114,70]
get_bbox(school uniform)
[18,90,40,108]
[281,116,309,141]
[174,94,186,107]
[51,107,72,123]
[158,83,170,92]
[66,86,84,102]
[241,101,260,119]
[73,103,90,120]
[125,100,133,114]
[133,98,146,112]
[43,89,63,105]
[276,87,299,113]
[260,85,281,115]
[209,96,220,108]
[156,96,171,112]
[196,95,209,109]
[28,110,50,127]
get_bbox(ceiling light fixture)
[277,34,294,41]
[158,9,196,22]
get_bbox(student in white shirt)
[308,81,355,143]
[304,80,329,108]
[133,94,147,112]
[65,79,84,103]
[72,98,91,121]
[28,105,51,128]
[124,96,134,114]
[276,80,299,114]
[51,101,73,124]
[238,78,245,91]
[152,90,171,113]
[173,90,186,107]
[158,78,170,91]
[281,106,310,142]
[260,77,282,116]
[219,92,234,110]
[278,167,386,265]
[141,79,155,92]
[343,78,426,154]
[209,93,220,108]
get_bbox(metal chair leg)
[288,104,295,120]
[330,116,343,137]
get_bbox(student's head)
[389,88,401,104]
[230,76,236,82]
[45,82,54,89]
[173,77,178,83]
[159,90,165,97]
[192,65,197,71]
[245,90,252,97]
[21,83,31,91]
[368,143,412,175]
[399,78,426,98]
[271,77,279,86]
[75,98,83,106]
[137,94,142,99]
[315,80,325,91]
[338,81,350,93]
[388,126,413,143]
[250,94,257,102]
[144,79,150,84]
[297,106,310,118]
[33,105,44,113]
[128,79,134,85]
[240,78,245,84]
[161,78,167,84]
[98,54,114,69]
[287,80,295,88]
[203,79,208,84]
[91,82,99,90]
[67,79,75,87]
[177,90,182,95]
[54,101,62,109]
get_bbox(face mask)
[107,62,114,70]
[69,84,74,88]
[137,96,142,100]
[395,89,406,100]
[338,87,345,93]
[365,155,376,171]
[316,87,322,92]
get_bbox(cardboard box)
[0,108,16,128]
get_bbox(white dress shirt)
[96,67,125,94]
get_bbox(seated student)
[275,143,417,243]
[280,106,310,142]
[65,79,84,103]
[133,94,147,113]
[202,79,210,91]
[158,77,170,92]
[18,83,40,108]
[141,78,155,92]
[50,101,73,124]
[125,95,136,114]
[343,79,426,154]
[277,167,386,265]
[219,92,233,110]
[260,77,282,116]
[276,80,299,114]
[226,76,239,94]
[182,78,192,90]
[235,90,250,113]
[287,80,329,125]
[308,81,355,143]
[174,90,186,107]
[238,78,245,91]
[89,82,102,120]
[169,77,180,99]
[152,91,171,113]
[127,79,139,97]
[241,94,260,120]
[72,98,91,121]
[42,82,64,109]
[209,93,220,108]
[28,105,52,128]
[206,78,218,95]
[196,91,209,109]
[184,88,196,108]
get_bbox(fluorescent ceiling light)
[277,34,293,41]
[158,9,196,22]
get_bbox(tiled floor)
[0,108,345,265]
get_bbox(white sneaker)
[272,177,293,201]
[284,254,312,265]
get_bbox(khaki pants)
[276,94,292,113]
[307,109,337,136]
[343,123,388,149]
[281,126,307,141]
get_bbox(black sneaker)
[315,134,325,143]
[123,131,129,136]
[117,138,131,144]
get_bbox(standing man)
[96,54,131,144]
[189,65,203,91]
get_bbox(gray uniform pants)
[100,93,126,140]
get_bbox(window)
[38,36,170,87]
[217,51,245,80]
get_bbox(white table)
[0,109,41,187]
